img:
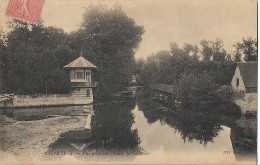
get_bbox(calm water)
[2,87,257,164]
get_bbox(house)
[64,55,97,99]
[231,62,257,93]
[150,83,175,106]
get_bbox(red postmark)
[5,0,45,24]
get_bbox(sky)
[0,0,257,59]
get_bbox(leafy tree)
[233,45,242,62]
[170,42,185,60]
[139,50,174,85]
[212,39,226,62]
[235,37,257,61]
[200,39,226,62]
[200,40,212,61]
[170,42,200,81]
[192,45,199,61]
[175,72,219,105]
[183,43,194,55]
[133,58,145,75]
[69,5,144,98]
[2,19,72,94]
[3,5,144,97]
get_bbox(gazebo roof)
[64,56,97,68]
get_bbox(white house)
[231,62,257,93]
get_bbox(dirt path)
[0,115,87,161]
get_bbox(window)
[236,78,239,87]
[86,73,91,83]
[86,89,91,97]
[76,72,83,79]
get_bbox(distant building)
[64,56,97,98]
[231,62,257,93]
[130,75,137,84]
[150,83,175,106]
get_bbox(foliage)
[2,6,144,98]
[216,85,231,102]
[139,50,174,85]
[234,37,257,61]
[175,72,219,105]
[69,5,144,98]
[200,39,227,62]
[2,20,74,94]
[138,40,238,91]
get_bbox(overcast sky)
[0,0,257,59]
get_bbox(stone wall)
[12,95,93,107]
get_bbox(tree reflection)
[136,89,164,124]
[136,88,224,146]
[165,108,223,145]
[230,117,257,161]
[90,100,140,150]
[46,99,141,160]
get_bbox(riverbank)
[0,115,87,162]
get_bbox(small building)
[231,62,257,93]
[130,75,137,85]
[150,83,175,106]
[64,56,97,99]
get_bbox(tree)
[2,19,72,94]
[133,58,145,75]
[200,40,212,61]
[192,45,199,61]
[235,37,257,61]
[200,39,226,62]
[175,72,219,105]
[170,42,185,60]
[233,44,242,62]
[139,51,173,85]
[212,39,226,62]
[70,5,144,98]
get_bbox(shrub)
[216,85,231,102]
[175,72,219,105]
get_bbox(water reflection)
[30,87,256,163]
[230,117,257,161]
[135,88,256,162]
[46,99,143,161]
[90,100,140,150]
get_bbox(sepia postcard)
[0,0,257,164]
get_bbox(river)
[1,87,257,164]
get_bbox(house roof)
[237,62,257,88]
[64,56,97,68]
[150,83,174,93]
